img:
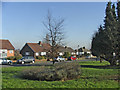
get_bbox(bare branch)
[43,11,65,59]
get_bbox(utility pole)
[78,45,80,58]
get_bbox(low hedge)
[15,56,22,60]
[36,56,46,60]
[7,56,15,60]
[7,56,22,60]
[20,62,81,81]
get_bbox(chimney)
[38,41,42,46]
[65,46,67,49]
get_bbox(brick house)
[78,47,91,55]
[20,41,51,57]
[57,46,75,56]
[0,39,15,58]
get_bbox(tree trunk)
[109,59,117,66]
[100,56,117,66]
[100,58,102,63]
[118,60,120,66]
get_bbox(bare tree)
[43,11,65,60]
[43,34,50,44]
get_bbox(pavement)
[1,59,98,68]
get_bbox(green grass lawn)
[2,61,120,88]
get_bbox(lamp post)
[78,45,79,58]
[113,52,116,57]
[112,52,116,65]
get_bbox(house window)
[2,52,7,58]
[9,50,13,53]
[25,52,30,55]
[0,49,7,58]
[36,52,39,56]
[71,52,75,55]
[41,52,46,56]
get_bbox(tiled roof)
[58,46,74,52]
[78,48,90,52]
[27,43,51,52]
[0,39,15,50]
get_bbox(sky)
[2,2,109,50]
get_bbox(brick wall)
[20,44,34,57]
[7,50,14,57]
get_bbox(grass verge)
[2,61,119,88]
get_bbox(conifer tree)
[91,25,104,57]
[91,2,119,65]
[117,1,120,65]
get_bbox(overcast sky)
[2,2,111,50]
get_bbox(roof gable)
[58,46,74,52]
[0,39,15,50]
[27,43,51,52]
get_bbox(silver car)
[56,56,65,62]
[17,56,35,64]
[0,58,12,65]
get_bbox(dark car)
[17,56,35,64]
[68,56,77,61]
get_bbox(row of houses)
[0,39,92,58]
[20,41,76,57]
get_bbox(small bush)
[63,52,71,58]
[35,56,38,59]
[15,56,22,60]
[41,56,46,59]
[36,56,46,60]
[54,62,81,80]
[7,56,15,60]
[20,62,81,81]
[47,59,50,61]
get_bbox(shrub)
[54,62,81,80]
[63,52,71,58]
[35,56,38,59]
[36,56,46,60]
[15,56,22,60]
[7,56,15,60]
[41,56,46,59]
[20,62,81,81]
[47,58,50,61]
[38,56,42,60]
[84,52,90,56]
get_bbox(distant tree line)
[91,1,120,66]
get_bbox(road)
[1,59,98,67]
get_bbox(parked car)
[0,58,12,65]
[55,56,65,62]
[116,60,119,63]
[85,56,91,59]
[68,56,76,61]
[17,56,35,64]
